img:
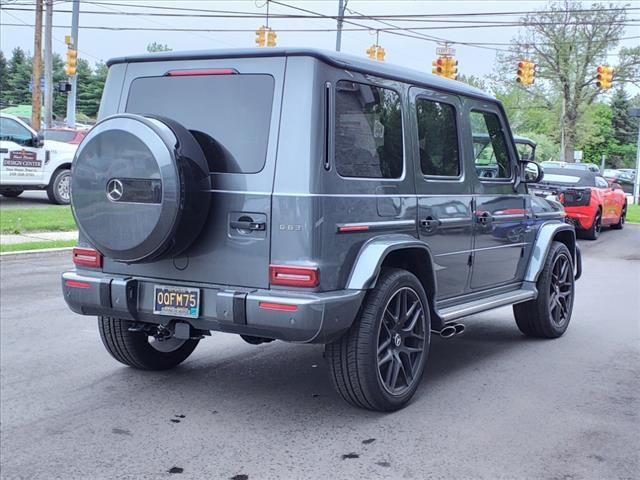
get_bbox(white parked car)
[0,112,77,204]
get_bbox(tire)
[325,268,431,412]
[611,203,626,230]
[513,241,575,338]
[98,316,199,370]
[582,208,601,240]
[72,114,211,263]
[0,189,24,198]
[46,169,71,205]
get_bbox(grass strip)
[0,207,76,234]
[627,204,640,224]
[0,239,76,254]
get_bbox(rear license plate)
[153,285,200,319]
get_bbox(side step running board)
[438,288,536,322]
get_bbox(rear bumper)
[61,270,364,344]
[564,207,595,230]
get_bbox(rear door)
[100,57,285,288]
[410,87,473,300]
[465,101,528,290]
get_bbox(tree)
[610,87,637,145]
[493,1,640,162]
[457,74,487,91]
[0,51,8,107]
[4,47,32,107]
[147,42,172,53]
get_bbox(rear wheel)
[0,189,24,198]
[513,241,574,338]
[46,168,71,205]
[582,209,601,240]
[326,268,430,411]
[611,203,626,230]
[98,316,199,370]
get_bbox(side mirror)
[34,132,45,148]
[522,161,543,184]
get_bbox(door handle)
[420,217,441,231]
[230,220,266,231]
[476,212,494,224]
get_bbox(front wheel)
[46,169,71,205]
[513,241,575,338]
[611,203,626,230]
[98,317,199,370]
[325,268,430,411]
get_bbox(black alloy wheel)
[377,287,427,396]
[548,252,573,329]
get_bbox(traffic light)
[516,60,536,86]
[596,65,614,90]
[255,26,266,47]
[431,56,457,80]
[267,29,277,47]
[366,44,385,61]
[256,26,276,48]
[65,47,77,76]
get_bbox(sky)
[1,0,639,90]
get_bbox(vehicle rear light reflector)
[166,68,237,76]
[338,225,370,233]
[65,280,91,289]
[72,247,103,268]
[558,193,565,204]
[259,301,298,312]
[269,265,319,287]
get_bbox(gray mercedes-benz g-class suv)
[61,48,581,412]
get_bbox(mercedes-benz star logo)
[106,179,124,202]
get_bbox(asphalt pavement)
[1,226,638,480]
[0,191,53,209]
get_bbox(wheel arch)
[46,162,72,184]
[525,222,578,283]
[346,234,443,328]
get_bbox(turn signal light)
[269,265,319,287]
[72,247,103,268]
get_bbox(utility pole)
[44,0,53,129]
[66,0,80,128]
[335,0,346,52]
[31,0,43,130]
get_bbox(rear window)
[335,80,403,179]
[126,74,274,174]
[44,130,76,143]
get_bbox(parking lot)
[1,226,638,480]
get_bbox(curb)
[0,246,74,257]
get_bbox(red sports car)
[530,167,627,240]
[43,127,87,145]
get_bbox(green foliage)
[0,239,76,254]
[0,48,106,122]
[627,204,640,225]
[610,88,638,145]
[147,42,172,53]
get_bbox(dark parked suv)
[62,48,581,411]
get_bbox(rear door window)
[335,80,403,179]
[415,97,460,177]
[126,74,274,174]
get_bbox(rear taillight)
[72,247,103,268]
[269,265,319,288]
[558,193,565,204]
[562,189,591,207]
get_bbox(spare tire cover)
[72,114,211,263]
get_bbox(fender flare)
[524,221,578,283]
[346,234,437,293]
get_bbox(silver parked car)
[62,48,581,411]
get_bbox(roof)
[106,47,495,102]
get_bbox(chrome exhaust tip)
[453,323,465,335]
[437,325,457,339]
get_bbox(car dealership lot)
[1,227,638,479]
